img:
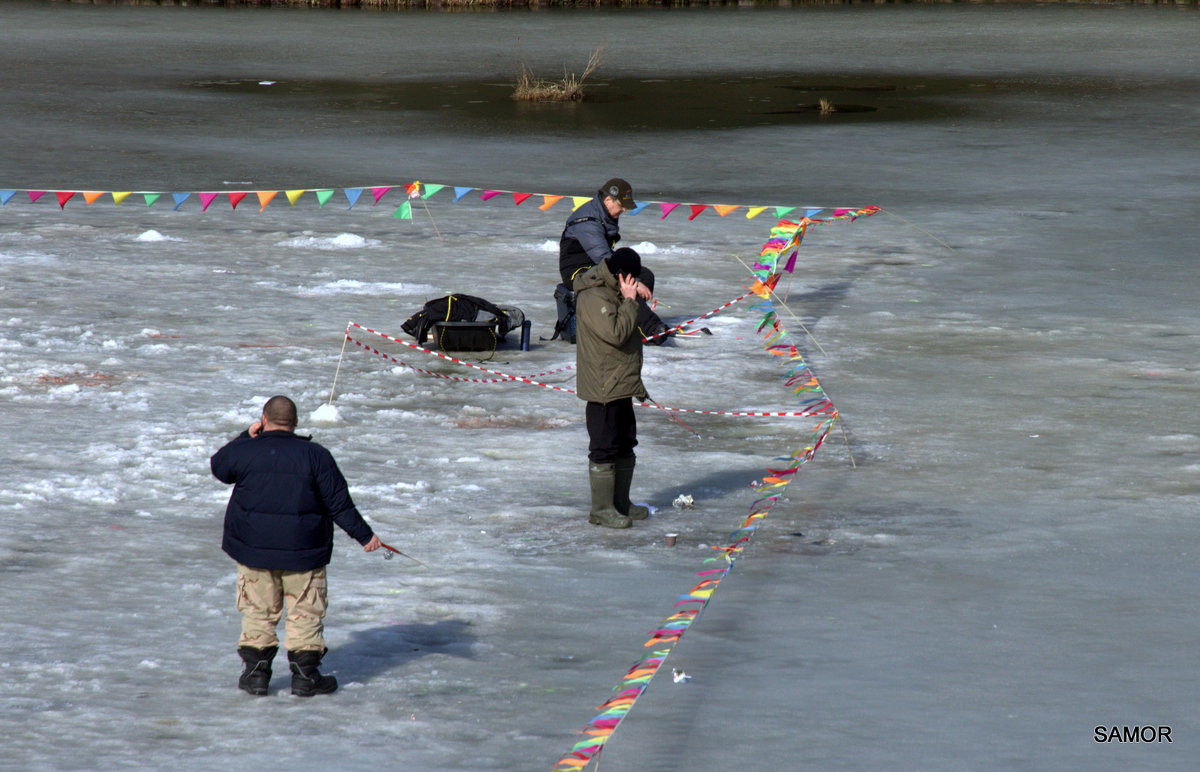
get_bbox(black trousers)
[586,398,638,464]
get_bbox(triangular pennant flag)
[370,186,391,205]
[198,193,219,212]
[171,193,190,210]
[774,206,796,218]
[571,196,590,210]
[392,201,412,220]
[228,192,247,210]
[406,182,421,198]
[82,191,105,205]
[832,208,850,217]
[513,192,533,206]
[421,184,445,200]
[784,251,798,274]
[804,207,823,218]
[659,202,679,219]
[627,202,649,216]
[713,205,739,217]
[453,186,473,202]
[746,206,767,219]
[479,190,500,201]
[539,195,563,211]
[687,204,708,220]
[344,188,364,209]
[0,190,16,205]
[56,191,75,209]
[257,191,278,211]
[285,189,305,206]
[112,192,132,207]
[144,193,161,208]
[314,189,334,208]
[28,191,46,203]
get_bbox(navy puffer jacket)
[211,430,375,571]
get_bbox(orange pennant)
[257,191,278,210]
[539,195,563,210]
[82,191,105,205]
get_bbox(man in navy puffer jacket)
[211,395,381,697]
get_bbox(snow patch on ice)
[134,230,183,243]
[276,232,380,250]
[309,403,341,424]
[297,279,436,297]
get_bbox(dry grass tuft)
[513,42,604,102]
[819,98,836,116]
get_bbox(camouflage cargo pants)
[236,563,327,652]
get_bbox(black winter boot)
[613,456,649,520]
[588,462,632,529]
[238,645,277,696]
[288,649,338,697]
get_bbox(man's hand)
[363,534,382,552]
[635,281,652,301]
[248,419,264,438]
[618,273,640,300]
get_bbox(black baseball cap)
[599,178,635,209]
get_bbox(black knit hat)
[608,247,642,279]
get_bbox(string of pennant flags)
[549,215,848,771]
[0,180,874,223]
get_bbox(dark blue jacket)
[211,430,375,571]
[559,195,620,288]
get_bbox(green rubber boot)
[588,463,632,529]
[614,456,649,520]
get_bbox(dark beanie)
[608,247,642,279]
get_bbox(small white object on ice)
[672,668,691,684]
[309,403,341,424]
[672,494,694,510]
[259,81,276,86]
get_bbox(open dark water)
[1,2,1199,770]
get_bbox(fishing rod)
[379,541,428,568]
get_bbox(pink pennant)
[513,192,533,206]
[198,193,219,212]
[659,202,679,219]
[56,191,75,209]
[28,191,46,203]
[479,190,500,201]
[371,187,391,205]
[227,192,247,210]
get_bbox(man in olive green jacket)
[574,248,653,528]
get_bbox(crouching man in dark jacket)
[574,248,654,529]
[211,395,381,697]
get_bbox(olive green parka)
[573,259,648,404]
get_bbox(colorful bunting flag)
[228,192,247,210]
[422,184,444,200]
[392,201,412,220]
[257,191,278,211]
[370,186,390,205]
[344,188,364,209]
[659,202,679,219]
[687,204,708,220]
[198,193,218,212]
[314,189,334,208]
[513,192,532,206]
[285,189,305,206]
[539,195,563,211]
[112,192,132,206]
[171,193,190,211]
[1,190,16,205]
[82,191,104,205]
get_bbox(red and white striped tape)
[346,322,833,419]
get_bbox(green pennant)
[314,189,335,208]
[421,184,445,200]
[392,201,413,220]
[774,206,796,218]
[144,193,161,208]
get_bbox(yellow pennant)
[111,192,132,206]
[571,196,590,210]
[746,206,767,219]
[285,189,306,206]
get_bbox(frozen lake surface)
[1,2,1198,770]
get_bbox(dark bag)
[401,294,516,347]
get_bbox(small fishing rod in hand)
[378,541,428,568]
